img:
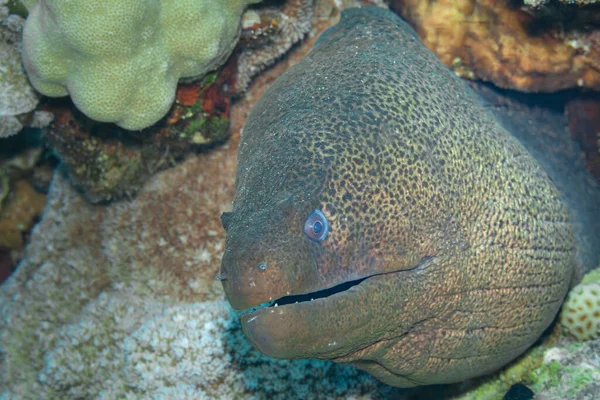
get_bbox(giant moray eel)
[220,7,600,387]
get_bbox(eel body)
[220,7,599,387]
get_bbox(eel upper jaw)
[239,273,374,359]
[238,272,399,360]
[235,257,431,317]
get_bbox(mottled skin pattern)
[220,7,577,387]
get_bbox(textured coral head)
[22,0,255,130]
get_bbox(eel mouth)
[269,275,369,307]
[238,274,374,359]
[237,275,370,317]
[238,256,435,317]
[237,258,433,359]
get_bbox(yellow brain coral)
[560,268,600,341]
[21,0,259,130]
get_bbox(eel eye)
[304,210,329,242]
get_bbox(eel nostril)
[216,271,228,281]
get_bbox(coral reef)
[234,0,316,93]
[0,150,398,399]
[1,0,598,398]
[5,0,350,202]
[0,153,236,397]
[453,335,600,399]
[0,179,45,254]
[525,0,598,6]
[23,0,374,202]
[44,72,233,202]
[390,0,600,92]
[0,1,43,137]
[0,142,51,282]
[21,0,260,130]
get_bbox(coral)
[0,179,46,251]
[5,1,596,397]
[234,0,315,93]
[45,72,233,202]
[580,267,600,284]
[45,107,162,203]
[0,144,49,268]
[525,0,598,6]
[560,267,600,340]
[0,154,396,399]
[0,157,234,396]
[0,1,39,137]
[390,0,600,92]
[529,339,600,398]
[455,338,600,399]
[22,0,260,130]
[10,0,356,202]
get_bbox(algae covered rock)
[454,336,600,400]
[0,1,39,137]
[21,0,260,130]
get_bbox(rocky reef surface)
[0,0,52,138]
[0,123,396,399]
[391,0,600,92]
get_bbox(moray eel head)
[220,189,420,361]
[220,7,575,387]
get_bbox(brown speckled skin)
[220,7,575,387]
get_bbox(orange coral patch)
[176,82,202,107]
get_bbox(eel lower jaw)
[238,274,373,359]
[237,258,433,359]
